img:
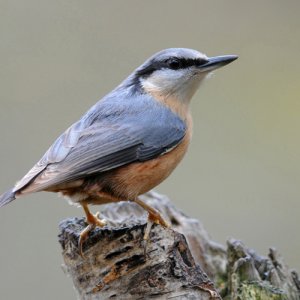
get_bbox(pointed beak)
[199,55,238,72]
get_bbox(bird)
[0,48,237,256]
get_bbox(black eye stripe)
[165,58,207,70]
[136,57,208,78]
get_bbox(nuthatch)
[0,48,237,255]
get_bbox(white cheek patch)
[141,68,207,103]
[141,69,189,94]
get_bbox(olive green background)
[0,1,299,299]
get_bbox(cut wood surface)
[59,191,300,300]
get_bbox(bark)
[58,191,300,300]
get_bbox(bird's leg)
[78,203,106,257]
[134,198,170,252]
[134,198,170,227]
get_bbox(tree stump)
[58,191,300,300]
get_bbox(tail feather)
[0,189,16,207]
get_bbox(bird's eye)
[167,58,182,70]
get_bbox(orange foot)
[79,204,106,258]
[134,198,170,254]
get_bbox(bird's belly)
[103,133,191,200]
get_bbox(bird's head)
[131,48,237,104]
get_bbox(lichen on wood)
[225,239,300,299]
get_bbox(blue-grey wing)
[14,95,186,193]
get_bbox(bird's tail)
[0,189,16,207]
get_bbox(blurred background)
[0,1,299,299]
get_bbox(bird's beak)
[199,55,238,72]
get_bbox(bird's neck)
[143,89,191,121]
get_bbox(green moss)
[236,281,287,300]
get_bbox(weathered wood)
[58,191,300,300]
[225,239,300,299]
[59,192,220,299]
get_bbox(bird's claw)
[78,224,95,258]
[142,211,170,256]
[87,211,107,227]
[78,211,106,258]
[148,210,170,228]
